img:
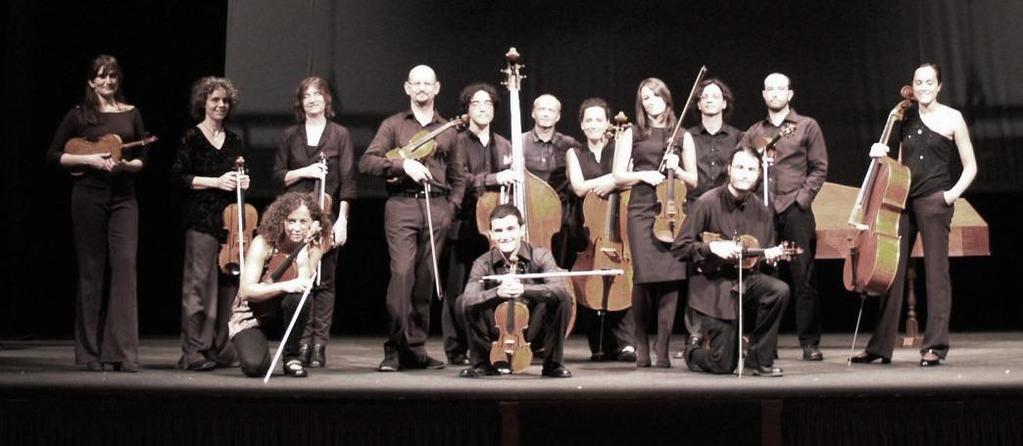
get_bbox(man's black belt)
[394,190,448,198]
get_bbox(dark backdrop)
[3,0,1021,339]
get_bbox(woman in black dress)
[170,76,246,371]
[613,78,696,367]
[45,55,149,372]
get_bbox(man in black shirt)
[459,204,573,378]
[359,65,465,372]
[673,147,789,377]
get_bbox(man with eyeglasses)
[440,82,515,366]
[359,64,466,372]
[674,78,745,358]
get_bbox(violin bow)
[263,261,320,383]
[660,65,707,172]
[423,182,445,301]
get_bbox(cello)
[843,86,913,295]
[571,112,634,359]
[476,48,577,339]
[219,156,258,276]
[651,66,706,243]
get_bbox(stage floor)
[3,332,1022,400]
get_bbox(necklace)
[199,122,224,138]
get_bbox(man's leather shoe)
[283,359,308,377]
[493,361,512,375]
[849,351,891,364]
[459,363,500,378]
[187,359,217,371]
[407,355,445,370]
[801,345,824,361]
[308,344,326,368]
[447,353,470,366]
[378,356,400,372]
[297,343,311,366]
[541,363,572,378]
[674,336,703,359]
[920,349,942,367]
[746,363,784,377]
[616,346,637,362]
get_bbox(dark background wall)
[3,0,1020,339]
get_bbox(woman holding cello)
[272,76,357,368]
[853,63,977,367]
[45,55,149,372]
[170,76,247,371]
[613,78,697,367]
[566,98,635,362]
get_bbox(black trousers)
[382,196,451,360]
[775,204,820,347]
[581,306,634,356]
[71,184,139,366]
[685,273,789,374]
[463,294,572,368]
[231,292,309,377]
[632,281,679,363]
[441,218,488,359]
[865,191,955,359]
[300,248,337,346]
[179,230,237,367]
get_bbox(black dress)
[627,128,686,283]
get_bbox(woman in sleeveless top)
[613,79,697,367]
[855,63,977,367]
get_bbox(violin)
[260,225,327,284]
[219,157,259,276]
[652,66,706,243]
[314,152,334,218]
[843,86,913,295]
[698,232,803,273]
[573,112,633,313]
[488,261,533,373]
[65,133,158,162]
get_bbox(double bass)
[652,66,706,243]
[475,48,577,341]
[843,86,913,295]
[219,157,258,276]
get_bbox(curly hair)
[293,76,336,122]
[189,76,240,121]
[257,192,333,249]
[693,78,735,120]
[459,82,500,114]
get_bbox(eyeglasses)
[700,93,722,100]
[407,81,436,88]
[469,100,494,108]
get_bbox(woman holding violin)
[170,76,247,371]
[854,63,977,367]
[566,98,635,362]
[613,78,697,367]
[45,55,149,372]
[272,76,357,368]
[228,192,332,378]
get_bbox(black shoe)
[493,361,512,375]
[447,353,470,366]
[378,355,400,372]
[111,362,138,373]
[801,345,823,361]
[676,336,703,359]
[85,361,103,372]
[309,344,326,368]
[297,343,311,366]
[459,363,500,378]
[746,363,784,377]
[616,346,637,362]
[187,359,217,371]
[541,363,572,378]
[283,359,308,378]
[849,351,891,364]
[920,349,942,367]
[406,355,445,370]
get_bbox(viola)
[652,66,706,243]
[573,112,633,313]
[843,86,913,295]
[488,261,533,373]
[475,47,577,339]
[219,157,259,276]
[314,152,334,225]
[64,133,158,162]
[698,232,803,273]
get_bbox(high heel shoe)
[920,349,942,367]
[849,351,891,364]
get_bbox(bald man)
[739,73,828,361]
[359,65,466,372]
